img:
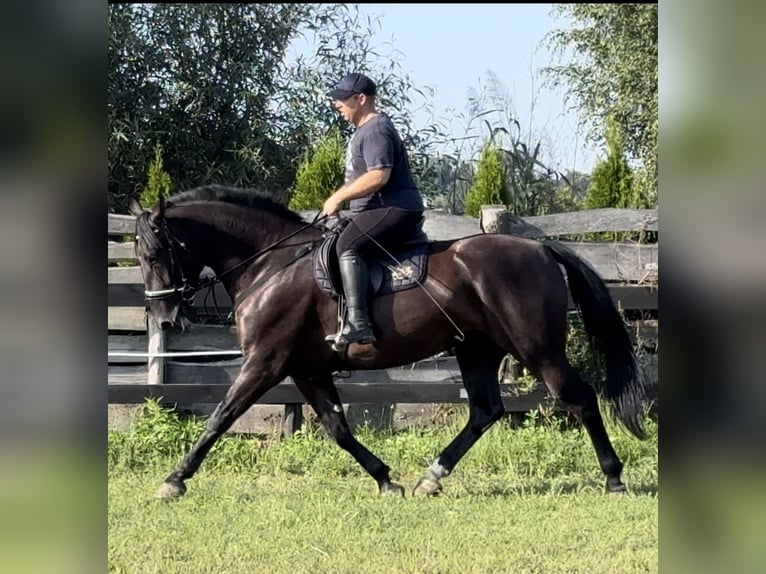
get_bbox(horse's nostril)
[159,320,173,331]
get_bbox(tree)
[108,4,311,212]
[544,4,657,204]
[272,4,445,202]
[108,4,447,213]
[463,142,509,218]
[108,4,162,210]
[140,143,174,208]
[584,117,638,209]
[288,130,344,210]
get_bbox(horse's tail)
[545,240,648,440]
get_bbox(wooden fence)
[108,206,658,435]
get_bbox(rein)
[145,211,328,316]
[204,211,327,288]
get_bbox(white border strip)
[108,350,242,358]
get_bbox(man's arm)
[322,168,391,215]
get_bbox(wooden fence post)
[147,312,166,385]
[282,403,304,437]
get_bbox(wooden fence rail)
[108,206,658,435]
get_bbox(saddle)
[313,218,430,300]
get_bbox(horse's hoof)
[413,475,443,497]
[379,482,405,497]
[605,477,627,494]
[155,480,186,499]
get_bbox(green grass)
[108,401,658,573]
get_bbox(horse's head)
[130,197,202,331]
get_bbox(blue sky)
[292,4,601,173]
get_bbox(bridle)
[141,218,197,303]
[138,211,329,307]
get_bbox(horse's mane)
[169,184,306,225]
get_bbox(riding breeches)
[336,207,423,260]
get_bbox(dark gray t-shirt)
[345,113,425,214]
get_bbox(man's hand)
[321,193,344,217]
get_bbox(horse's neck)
[175,208,312,294]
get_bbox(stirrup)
[325,296,349,352]
[325,332,349,353]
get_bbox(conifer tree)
[140,143,173,207]
[584,118,637,209]
[463,142,509,217]
[288,130,345,211]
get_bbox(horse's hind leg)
[155,358,280,499]
[414,334,506,496]
[538,358,626,493]
[293,375,405,497]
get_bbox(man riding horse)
[322,72,425,345]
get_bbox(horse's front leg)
[293,375,405,497]
[155,357,280,499]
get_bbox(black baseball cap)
[327,72,377,100]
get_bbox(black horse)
[130,185,649,499]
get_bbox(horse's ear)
[129,198,145,216]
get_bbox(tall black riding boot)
[338,250,376,344]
